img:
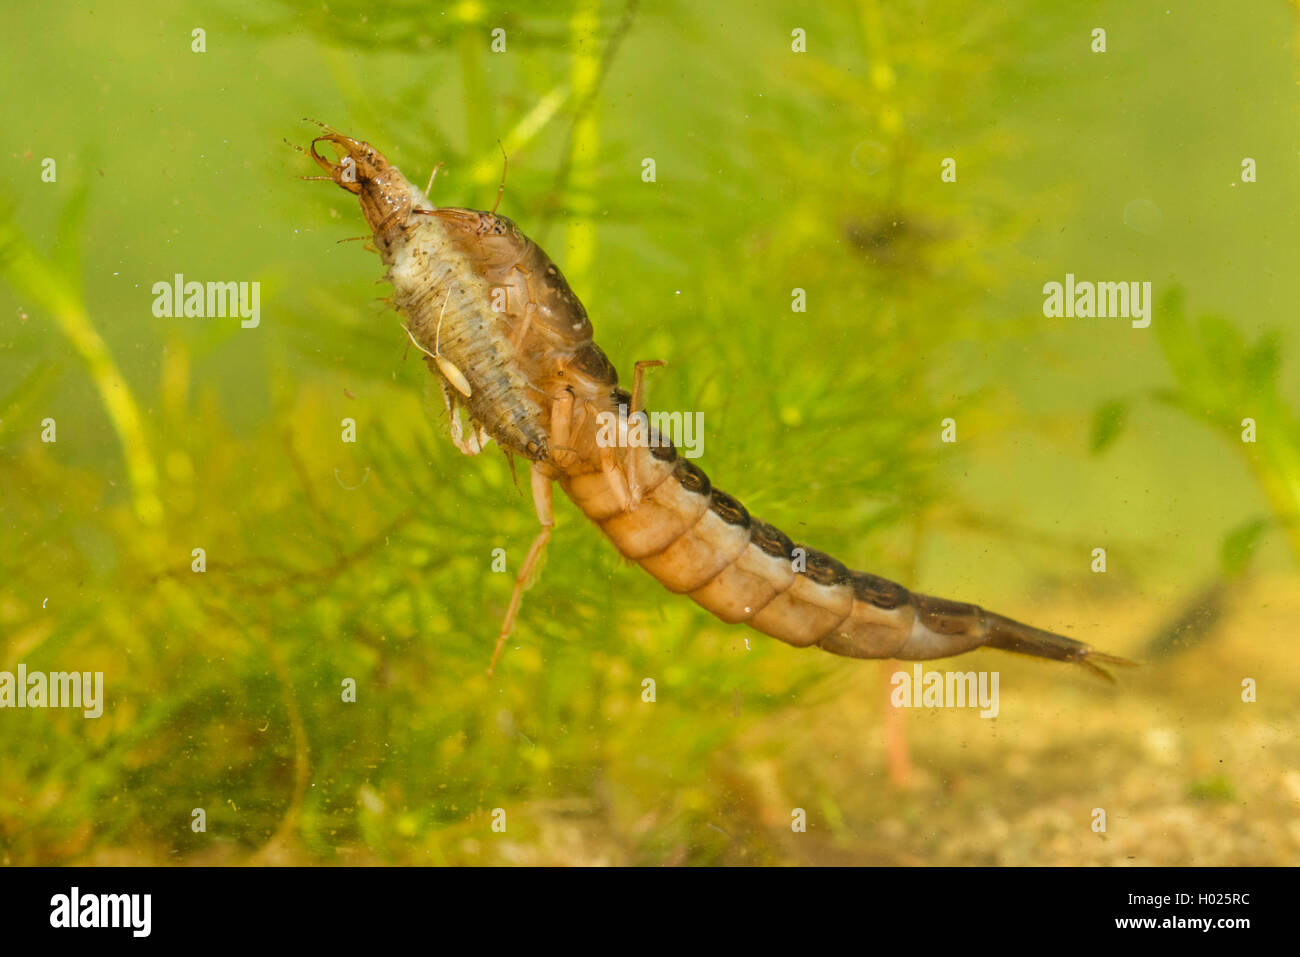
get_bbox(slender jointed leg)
[630,359,664,417]
[548,388,577,470]
[600,445,631,512]
[626,359,665,508]
[509,302,536,353]
[488,461,554,676]
[438,378,486,456]
[491,140,508,216]
[425,161,446,198]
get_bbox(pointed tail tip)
[1077,649,1140,683]
[983,611,1138,682]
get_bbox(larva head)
[309,130,414,235]
[309,131,384,194]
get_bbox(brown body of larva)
[308,127,1131,679]
[560,433,1121,672]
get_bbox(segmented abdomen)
[561,431,1101,665]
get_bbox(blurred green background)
[2,0,1298,864]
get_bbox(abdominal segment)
[560,439,1016,660]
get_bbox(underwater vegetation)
[1,0,1298,865]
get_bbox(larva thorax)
[311,130,560,460]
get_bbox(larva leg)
[488,461,554,676]
[630,359,664,416]
[490,140,508,216]
[549,388,577,470]
[509,302,536,353]
[440,379,485,456]
[424,161,445,197]
[600,445,631,512]
[404,297,473,398]
[626,359,665,507]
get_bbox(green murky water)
[2,0,1298,865]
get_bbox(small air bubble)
[851,141,888,174]
[1122,198,1162,235]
